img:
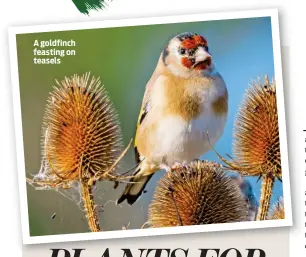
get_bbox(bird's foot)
[171,161,189,171]
[159,163,172,172]
[171,161,183,170]
[192,158,202,168]
[160,161,190,172]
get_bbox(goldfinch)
[117,32,228,205]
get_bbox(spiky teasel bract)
[216,76,281,220]
[27,72,131,232]
[148,160,249,227]
[268,198,285,220]
[233,76,280,179]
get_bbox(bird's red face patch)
[181,57,194,69]
[179,34,210,70]
[181,35,208,49]
[181,57,212,70]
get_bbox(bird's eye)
[179,48,186,55]
[205,46,209,51]
[188,49,195,55]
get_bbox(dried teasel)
[148,160,249,227]
[215,76,281,221]
[233,76,280,179]
[268,198,285,220]
[27,72,132,232]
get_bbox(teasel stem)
[81,180,101,232]
[256,174,275,220]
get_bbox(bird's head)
[162,32,216,78]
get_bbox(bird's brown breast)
[212,91,228,116]
[135,74,228,161]
[162,75,228,121]
[162,76,202,121]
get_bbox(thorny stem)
[81,181,101,232]
[256,175,275,221]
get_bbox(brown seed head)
[233,76,281,179]
[268,198,285,220]
[41,73,122,183]
[148,161,248,227]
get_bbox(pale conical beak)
[195,47,212,63]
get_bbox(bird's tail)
[117,164,155,205]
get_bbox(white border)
[8,9,292,245]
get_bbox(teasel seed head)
[40,72,122,184]
[231,76,281,180]
[268,198,285,220]
[148,160,249,227]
